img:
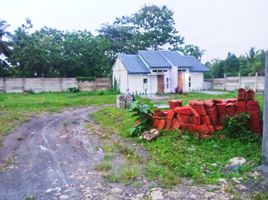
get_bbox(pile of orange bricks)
[153,88,262,138]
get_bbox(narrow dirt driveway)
[0,107,108,200]
[0,107,234,200]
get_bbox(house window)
[166,78,169,89]
[189,76,191,88]
[178,69,186,72]
[143,78,148,91]
[152,69,168,73]
[143,78,148,84]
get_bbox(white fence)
[0,78,111,93]
[204,74,264,91]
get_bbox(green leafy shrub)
[223,112,251,138]
[128,96,155,137]
[67,87,80,93]
[24,89,35,94]
[76,76,96,82]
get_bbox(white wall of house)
[112,58,128,93]
[182,70,190,93]
[149,75,158,94]
[128,74,151,94]
[170,65,178,93]
[189,72,204,91]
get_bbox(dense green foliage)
[128,96,155,136]
[8,20,112,78]
[0,5,204,77]
[223,113,252,139]
[205,48,265,78]
[0,20,12,76]
[99,5,203,59]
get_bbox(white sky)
[1,0,268,62]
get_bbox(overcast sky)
[1,0,268,62]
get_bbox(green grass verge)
[92,92,263,186]
[0,91,116,144]
[95,161,113,171]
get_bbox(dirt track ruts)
[0,107,104,200]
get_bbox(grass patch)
[104,165,139,184]
[102,144,117,153]
[103,154,114,161]
[0,91,116,144]
[93,92,263,186]
[95,161,112,171]
[115,143,143,163]
[92,107,135,137]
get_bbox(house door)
[178,73,183,93]
[157,75,164,94]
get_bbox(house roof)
[119,54,150,74]
[159,51,192,67]
[185,56,209,72]
[118,50,209,74]
[138,50,171,68]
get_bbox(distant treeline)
[0,5,265,78]
[205,48,265,78]
[0,5,204,78]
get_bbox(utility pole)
[260,51,268,186]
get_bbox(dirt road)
[0,107,108,199]
[0,107,234,200]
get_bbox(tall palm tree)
[0,20,12,57]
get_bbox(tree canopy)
[98,5,201,57]
[205,48,265,78]
[0,5,264,78]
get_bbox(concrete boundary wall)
[0,78,111,93]
[204,74,265,91]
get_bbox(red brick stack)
[245,89,262,134]
[152,88,262,138]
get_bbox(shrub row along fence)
[0,77,111,93]
[204,73,264,92]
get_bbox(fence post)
[94,78,97,91]
[256,72,258,92]
[60,78,63,91]
[238,73,241,88]
[3,77,6,92]
[224,73,226,91]
[22,77,26,91]
[212,77,214,90]
[42,77,45,92]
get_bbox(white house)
[112,50,209,94]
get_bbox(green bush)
[24,89,35,94]
[128,96,155,137]
[76,76,96,82]
[223,113,252,139]
[67,87,80,93]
